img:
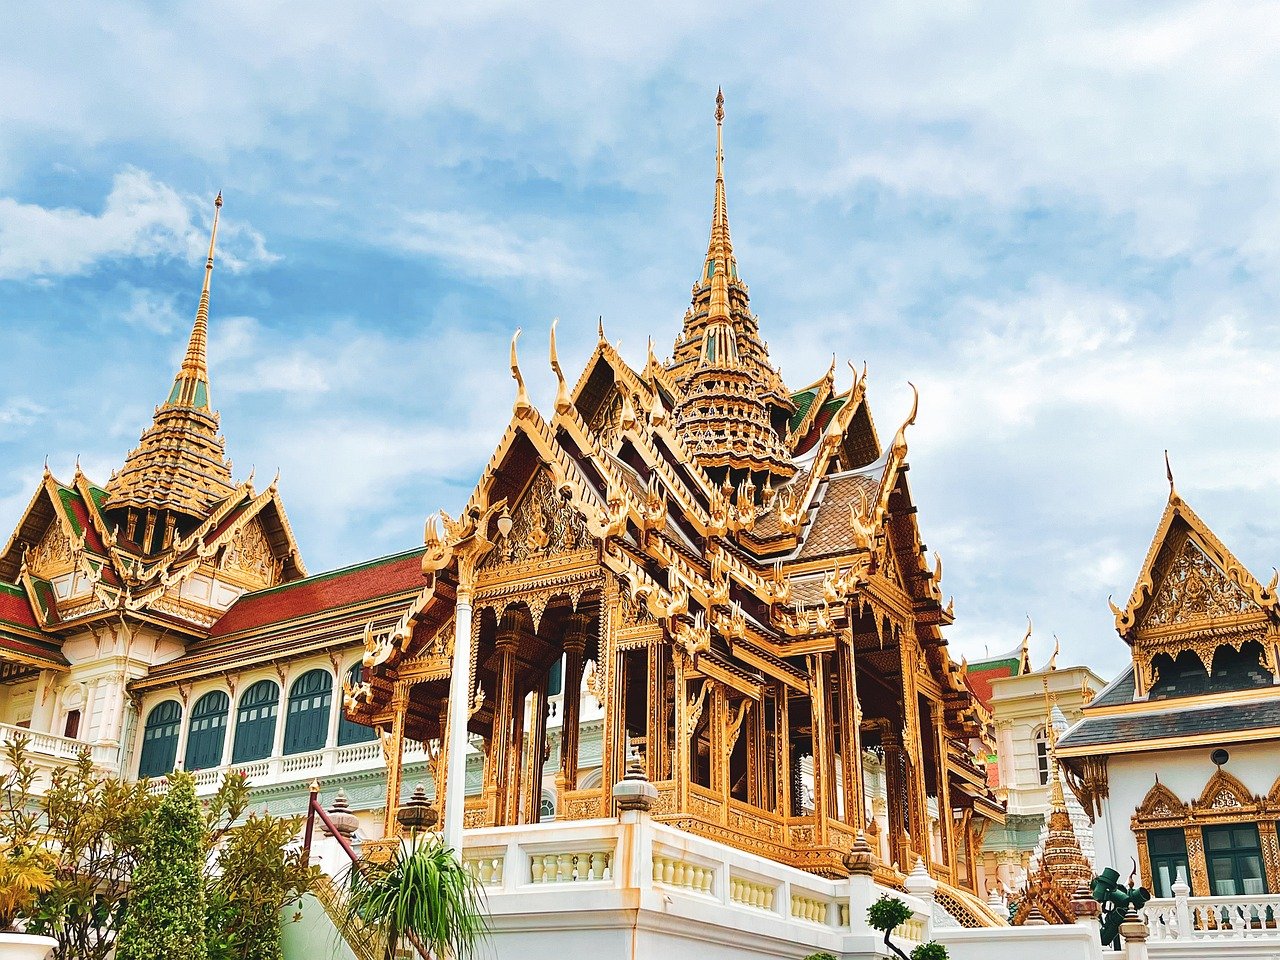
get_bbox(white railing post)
[903,857,938,942]
[844,832,877,933]
[1171,869,1192,939]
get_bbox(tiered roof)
[106,194,236,522]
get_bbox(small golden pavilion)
[347,92,1003,891]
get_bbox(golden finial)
[1048,634,1060,671]
[510,329,532,419]
[1019,615,1033,673]
[549,318,571,414]
[1164,449,1177,499]
[597,316,606,343]
[169,192,222,409]
[888,382,919,458]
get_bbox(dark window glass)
[337,664,377,746]
[1035,728,1050,786]
[283,669,332,755]
[1148,828,1190,897]
[1203,824,1267,896]
[138,700,182,778]
[232,680,280,764]
[184,691,230,772]
[63,709,80,740]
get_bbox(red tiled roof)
[964,657,1020,709]
[208,547,427,638]
[0,586,38,631]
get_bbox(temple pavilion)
[347,91,1005,895]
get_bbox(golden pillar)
[381,681,410,836]
[491,608,524,826]
[556,614,590,808]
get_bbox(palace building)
[346,90,1005,906]
[0,93,1011,941]
[1057,477,1280,902]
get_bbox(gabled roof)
[1113,488,1278,640]
[134,546,428,689]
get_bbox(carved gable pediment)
[1196,769,1255,811]
[28,518,75,579]
[219,518,283,589]
[482,469,592,569]
[1136,782,1187,820]
[1139,536,1259,632]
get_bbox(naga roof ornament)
[105,194,236,527]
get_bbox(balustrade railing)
[1146,892,1280,940]
[0,722,116,767]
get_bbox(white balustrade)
[528,848,613,883]
[790,890,831,924]
[0,722,115,767]
[1145,894,1280,940]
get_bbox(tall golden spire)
[167,192,221,410]
[667,90,796,487]
[705,87,735,324]
[105,193,235,540]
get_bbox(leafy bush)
[911,942,949,960]
[205,811,317,960]
[867,894,918,960]
[116,771,208,960]
[867,893,914,932]
[803,953,838,960]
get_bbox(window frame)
[232,679,280,764]
[138,700,183,779]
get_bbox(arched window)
[539,792,556,822]
[138,700,182,779]
[184,691,230,772]
[283,669,332,755]
[337,664,377,746]
[232,680,280,764]
[1034,727,1050,786]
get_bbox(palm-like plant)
[0,845,54,932]
[338,836,486,960]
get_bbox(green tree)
[0,738,55,932]
[116,771,208,960]
[205,811,317,960]
[339,836,487,960]
[866,894,949,960]
[27,749,157,959]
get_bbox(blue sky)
[3,2,1280,676]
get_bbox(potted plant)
[867,893,949,960]
[338,834,487,960]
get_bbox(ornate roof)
[665,91,797,485]
[105,195,236,523]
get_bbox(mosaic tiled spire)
[106,194,236,533]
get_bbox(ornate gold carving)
[1143,538,1258,630]
[486,471,589,568]
[220,519,281,586]
[28,520,75,577]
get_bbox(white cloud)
[390,210,581,282]
[0,168,275,280]
[118,284,182,334]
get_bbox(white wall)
[1096,740,1279,873]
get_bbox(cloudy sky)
[3,2,1279,676]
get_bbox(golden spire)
[167,192,221,410]
[104,192,235,532]
[705,88,734,324]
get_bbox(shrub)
[867,894,917,960]
[116,771,208,960]
[803,953,838,960]
[911,942,949,960]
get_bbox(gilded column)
[775,690,792,819]
[523,674,550,823]
[598,579,623,803]
[673,648,690,811]
[382,682,409,836]
[647,640,668,781]
[491,609,522,826]
[556,615,590,807]
[1258,820,1280,894]
[1185,825,1208,896]
[809,653,832,846]
[897,624,930,867]
[837,632,865,827]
